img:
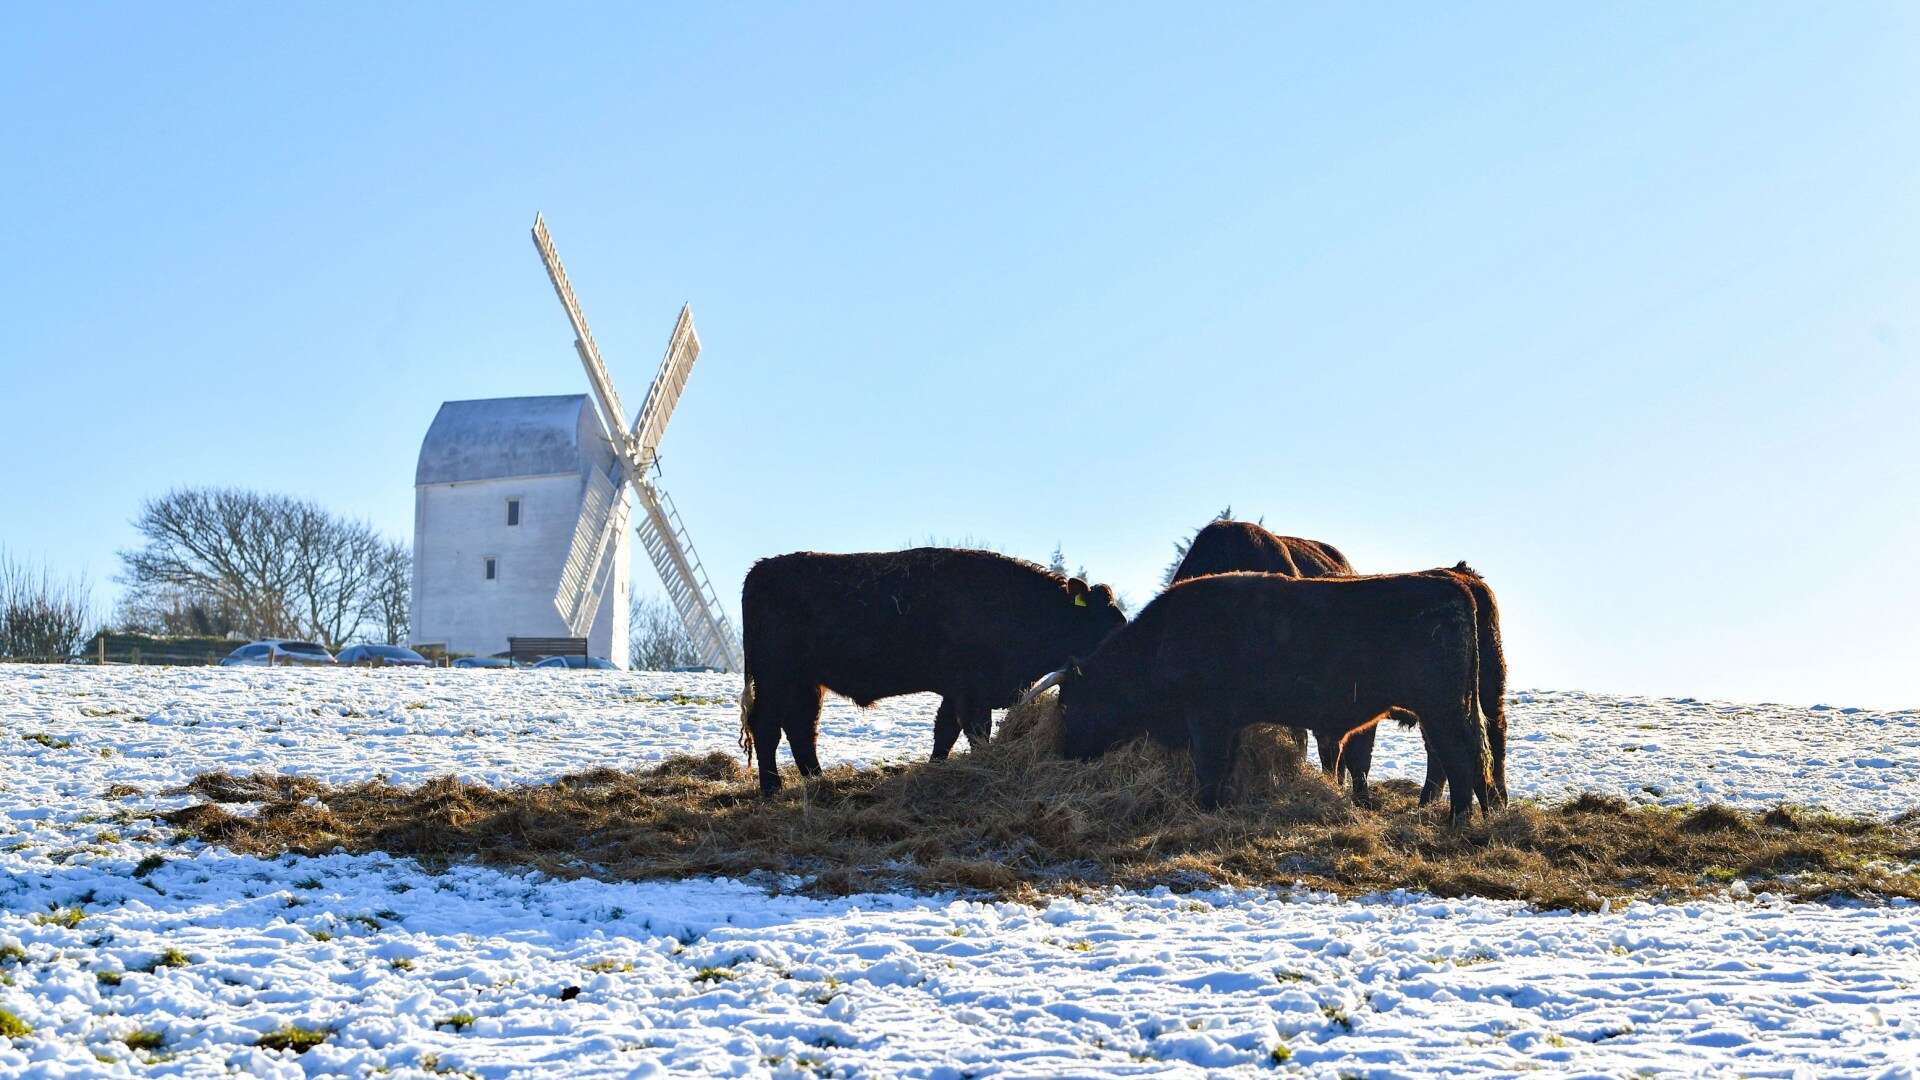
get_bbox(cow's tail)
[738,672,757,763]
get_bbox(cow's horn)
[1018,668,1068,706]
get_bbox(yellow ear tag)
[1073,594,1087,607]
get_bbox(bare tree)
[121,489,303,639]
[629,594,703,671]
[359,540,412,645]
[289,511,385,648]
[119,488,408,648]
[0,549,94,659]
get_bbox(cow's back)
[1149,572,1473,715]
[742,548,1089,705]
[1171,520,1353,583]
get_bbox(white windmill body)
[408,217,739,671]
[410,394,631,663]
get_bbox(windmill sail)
[532,215,629,448]
[634,481,742,672]
[532,213,743,672]
[554,463,630,636]
[630,304,700,467]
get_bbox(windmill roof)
[415,394,615,486]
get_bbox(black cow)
[1031,571,1494,821]
[740,548,1126,794]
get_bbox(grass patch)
[22,733,72,750]
[133,854,166,878]
[140,948,190,972]
[438,1012,475,1032]
[122,1029,165,1052]
[0,945,27,966]
[0,1009,30,1039]
[160,693,1920,908]
[33,907,85,929]
[255,1025,329,1053]
[692,966,736,984]
[97,971,123,986]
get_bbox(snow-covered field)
[1,666,1917,1077]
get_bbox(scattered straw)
[164,692,1920,909]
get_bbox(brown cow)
[1170,520,1352,582]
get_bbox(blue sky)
[3,4,1915,706]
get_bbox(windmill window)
[484,557,497,581]
[506,499,520,526]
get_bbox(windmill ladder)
[635,483,743,672]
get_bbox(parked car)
[335,644,431,668]
[220,640,337,667]
[532,655,619,670]
[452,657,515,669]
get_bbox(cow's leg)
[960,698,992,752]
[1489,713,1509,807]
[1340,723,1377,808]
[1422,705,1481,824]
[1315,729,1340,777]
[749,685,787,796]
[1190,717,1238,811]
[781,685,825,780]
[1418,721,1445,806]
[931,695,962,761]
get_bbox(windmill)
[530,214,743,672]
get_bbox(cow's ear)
[1067,577,1089,607]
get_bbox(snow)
[1,666,1917,1076]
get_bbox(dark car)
[452,656,515,669]
[335,644,432,668]
[532,655,619,670]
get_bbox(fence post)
[98,637,107,666]
[130,646,141,665]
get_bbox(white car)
[220,640,337,667]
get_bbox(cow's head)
[1062,577,1126,652]
[1021,657,1131,761]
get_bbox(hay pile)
[163,693,1920,908]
